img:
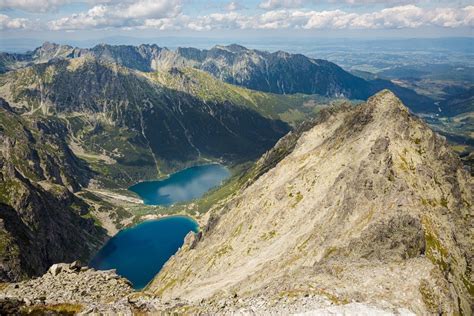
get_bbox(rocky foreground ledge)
[0,262,414,315]
[0,262,134,314]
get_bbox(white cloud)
[116,0,180,19]
[0,14,30,29]
[0,0,137,12]
[48,0,181,30]
[462,5,474,25]
[348,5,425,29]
[143,17,183,30]
[333,0,418,4]
[300,5,474,29]
[47,4,474,31]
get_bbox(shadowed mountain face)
[0,57,290,182]
[149,91,472,315]
[1,42,435,113]
[75,43,432,107]
[0,98,107,281]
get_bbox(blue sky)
[0,0,473,41]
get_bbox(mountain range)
[0,42,444,185]
[2,42,436,110]
[0,42,471,314]
[1,50,302,185]
[0,90,471,314]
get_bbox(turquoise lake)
[90,164,229,289]
[90,216,198,289]
[128,164,230,206]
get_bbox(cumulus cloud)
[0,0,138,12]
[0,14,30,29]
[301,4,471,29]
[344,5,426,29]
[48,0,181,30]
[47,4,474,31]
[332,0,419,5]
[116,0,180,19]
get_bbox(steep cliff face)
[150,90,473,314]
[193,46,372,99]
[0,99,107,281]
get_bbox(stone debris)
[0,262,133,311]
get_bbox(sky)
[0,0,473,43]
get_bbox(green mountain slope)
[147,67,332,125]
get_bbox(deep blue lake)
[128,164,230,206]
[90,216,198,289]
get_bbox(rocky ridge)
[0,262,414,315]
[149,90,472,314]
[77,43,435,112]
[1,42,434,112]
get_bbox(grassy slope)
[146,67,333,127]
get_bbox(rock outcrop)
[149,90,473,315]
[0,262,414,315]
[0,262,132,314]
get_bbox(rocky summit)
[0,90,470,314]
[149,90,472,314]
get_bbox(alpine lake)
[90,164,230,289]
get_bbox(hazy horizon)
[1,35,473,54]
[1,0,473,53]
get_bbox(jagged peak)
[35,41,72,52]
[274,50,291,58]
[213,44,249,53]
[226,44,248,51]
[365,89,410,118]
[39,41,59,49]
